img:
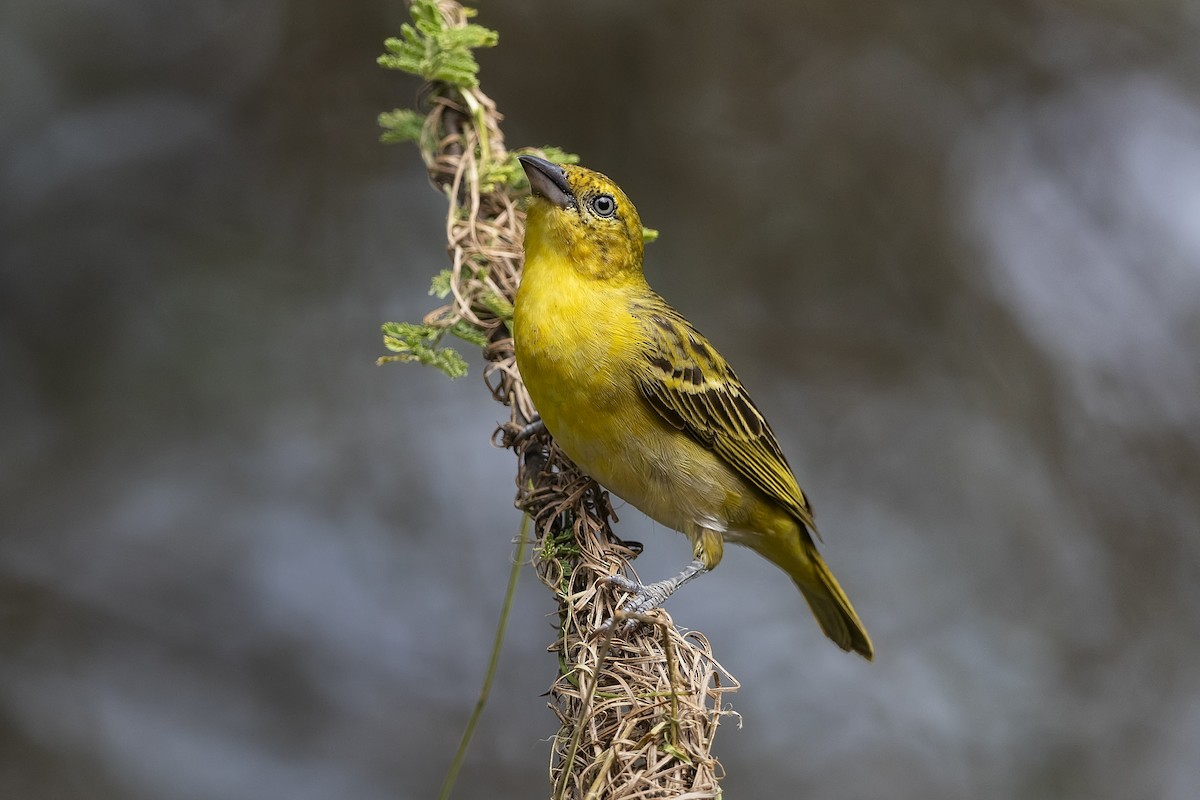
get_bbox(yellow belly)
[513,260,748,537]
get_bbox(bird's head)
[519,155,645,281]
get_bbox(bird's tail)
[792,543,874,660]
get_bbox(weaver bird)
[514,155,873,659]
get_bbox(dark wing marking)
[632,298,817,531]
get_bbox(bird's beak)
[519,155,574,209]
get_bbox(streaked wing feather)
[634,300,817,530]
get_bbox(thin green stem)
[438,513,530,800]
[461,90,490,178]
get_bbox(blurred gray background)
[3,1,1199,798]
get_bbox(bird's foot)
[512,418,545,443]
[599,560,708,634]
[497,417,546,449]
[604,574,676,618]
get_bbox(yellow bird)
[514,155,873,659]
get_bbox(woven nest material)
[410,5,739,796]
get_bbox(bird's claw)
[496,417,546,449]
[603,574,642,594]
[599,574,675,635]
[511,418,545,444]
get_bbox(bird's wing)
[633,301,817,531]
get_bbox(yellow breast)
[514,246,747,536]
[514,247,638,438]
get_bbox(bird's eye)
[590,194,617,218]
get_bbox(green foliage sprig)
[379,322,469,378]
[377,271,497,377]
[377,108,425,145]
[378,0,496,87]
